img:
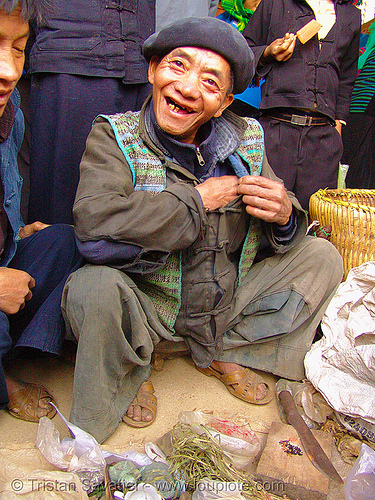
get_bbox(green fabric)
[101,111,263,331]
[220,0,255,31]
[358,22,375,70]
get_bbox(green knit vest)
[99,111,263,331]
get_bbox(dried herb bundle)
[167,424,287,500]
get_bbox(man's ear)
[148,56,160,85]
[214,93,235,118]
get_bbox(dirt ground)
[0,352,350,499]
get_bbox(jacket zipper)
[195,147,205,166]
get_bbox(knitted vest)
[100,111,263,331]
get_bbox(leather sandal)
[196,365,273,405]
[7,383,57,422]
[122,380,157,428]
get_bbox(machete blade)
[278,390,343,484]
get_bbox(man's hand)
[0,268,35,315]
[195,176,239,211]
[335,120,342,135]
[260,33,296,65]
[18,221,49,240]
[238,175,292,225]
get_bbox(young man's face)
[0,7,29,117]
[148,46,234,145]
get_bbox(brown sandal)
[122,380,157,428]
[7,383,57,422]
[196,365,273,405]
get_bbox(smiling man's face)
[0,7,29,117]
[148,46,234,145]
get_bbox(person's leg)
[62,264,172,444]
[342,113,375,189]
[1,296,57,420]
[28,74,151,224]
[0,312,11,409]
[216,237,343,381]
[259,117,342,210]
[295,124,342,209]
[1,224,82,421]
[8,224,83,354]
[258,115,299,193]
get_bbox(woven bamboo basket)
[309,188,375,279]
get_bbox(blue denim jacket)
[0,90,24,267]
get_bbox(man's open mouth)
[166,97,194,114]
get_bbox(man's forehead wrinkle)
[0,30,30,40]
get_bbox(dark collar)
[0,100,15,144]
[149,101,218,179]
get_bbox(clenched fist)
[0,268,35,314]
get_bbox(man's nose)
[0,50,20,84]
[175,71,201,99]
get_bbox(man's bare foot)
[5,374,56,421]
[210,360,268,401]
[122,380,157,428]
[125,401,153,424]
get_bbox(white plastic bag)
[344,444,375,500]
[304,261,375,424]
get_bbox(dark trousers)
[342,110,375,189]
[259,115,343,210]
[28,74,152,225]
[0,224,83,409]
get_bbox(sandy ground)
[0,352,350,499]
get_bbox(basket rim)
[311,188,375,212]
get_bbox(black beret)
[142,17,255,94]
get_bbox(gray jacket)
[74,99,307,365]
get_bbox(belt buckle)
[291,114,312,126]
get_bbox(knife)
[278,390,343,484]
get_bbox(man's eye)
[206,79,218,88]
[172,60,183,68]
[13,46,25,55]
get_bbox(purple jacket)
[243,0,361,121]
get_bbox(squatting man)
[62,17,343,443]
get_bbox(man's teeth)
[168,102,180,111]
[168,100,192,113]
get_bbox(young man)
[62,17,343,443]
[0,0,82,422]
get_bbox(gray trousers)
[62,236,343,443]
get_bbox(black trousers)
[28,74,152,225]
[259,114,343,210]
[0,224,83,408]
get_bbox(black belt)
[264,110,333,126]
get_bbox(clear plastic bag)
[276,379,334,429]
[35,408,106,492]
[35,405,152,493]
[344,444,375,500]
